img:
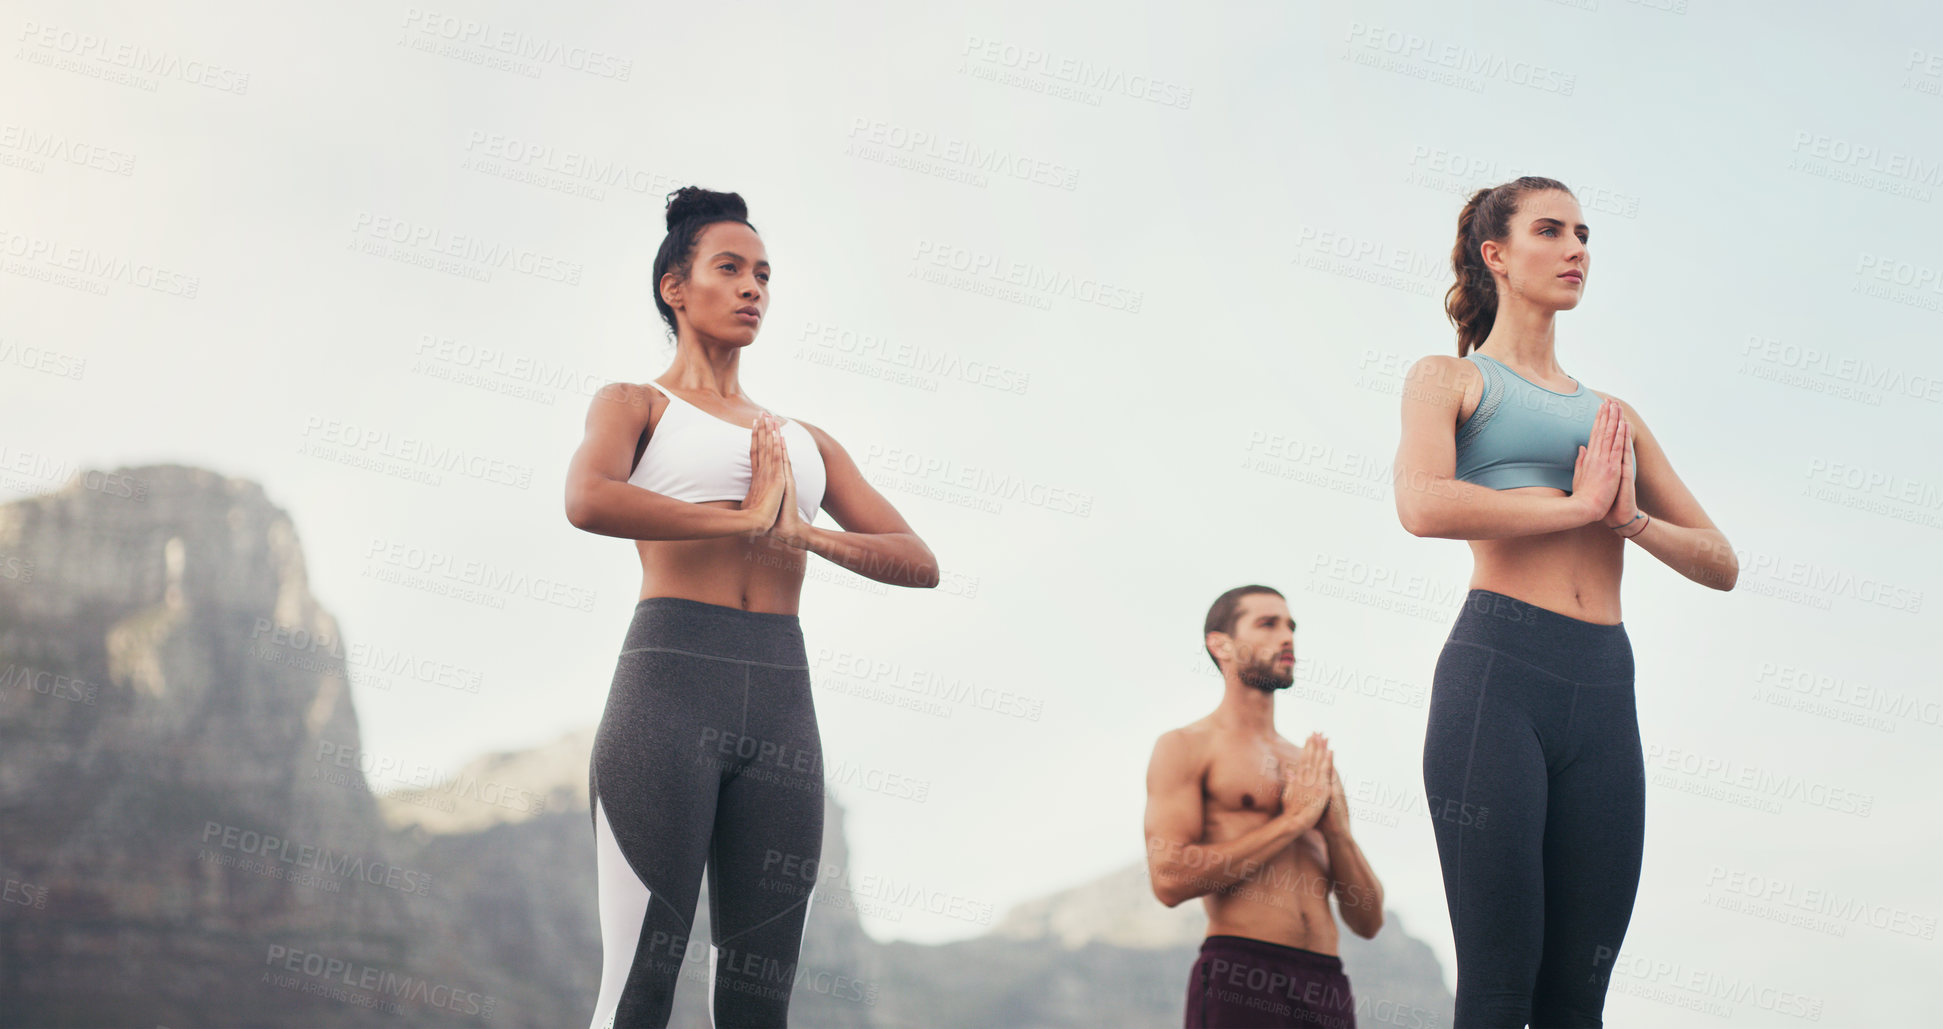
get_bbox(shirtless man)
[1145,585,1385,1029]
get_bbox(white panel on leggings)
[589,797,653,1029]
[708,943,720,1029]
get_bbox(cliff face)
[0,464,1451,1029]
[0,465,462,1027]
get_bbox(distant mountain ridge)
[0,464,1453,1028]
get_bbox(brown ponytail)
[1444,176,1572,356]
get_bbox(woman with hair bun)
[1391,177,1738,1027]
[565,186,939,1028]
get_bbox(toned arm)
[787,421,939,588]
[1596,393,1738,590]
[562,382,764,541]
[1393,355,1602,540]
[1143,731,1314,908]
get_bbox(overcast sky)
[7,1,1941,1023]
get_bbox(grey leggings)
[588,597,824,1028]
[1422,589,1645,1028]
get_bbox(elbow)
[1149,870,1185,908]
[1357,908,1384,938]
[1396,499,1433,538]
[565,485,601,533]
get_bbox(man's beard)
[1238,657,1293,693]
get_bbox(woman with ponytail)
[565,186,939,1027]
[1391,178,1738,1026]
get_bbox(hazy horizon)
[7,1,1941,1024]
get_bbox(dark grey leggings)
[588,597,823,1028]
[1422,589,1644,1028]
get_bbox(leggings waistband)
[621,596,808,668]
[1198,934,1344,972]
[1446,589,1632,686]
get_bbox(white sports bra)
[625,381,827,524]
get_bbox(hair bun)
[664,186,749,231]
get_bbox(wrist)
[1278,810,1317,836]
[778,522,817,551]
[1609,511,1649,537]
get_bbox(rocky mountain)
[0,465,464,1027]
[0,464,1453,1028]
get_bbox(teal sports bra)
[1452,352,1603,492]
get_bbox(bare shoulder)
[589,380,655,413]
[789,417,841,454]
[1400,353,1479,415]
[581,381,656,430]
[1404,353,1476,388]
[1149,721,1212,771]
[1589,388,1643,419]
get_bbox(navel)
[1241,793,1255,809]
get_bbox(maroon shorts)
[1184,934,1357,1029]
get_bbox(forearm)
[1397,474,1592,540]
[568,480,761,541]
[1321,827,1384,936]
[793,524,939,588]
[1622,515,1738,590]
[1151,814,1312,907]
